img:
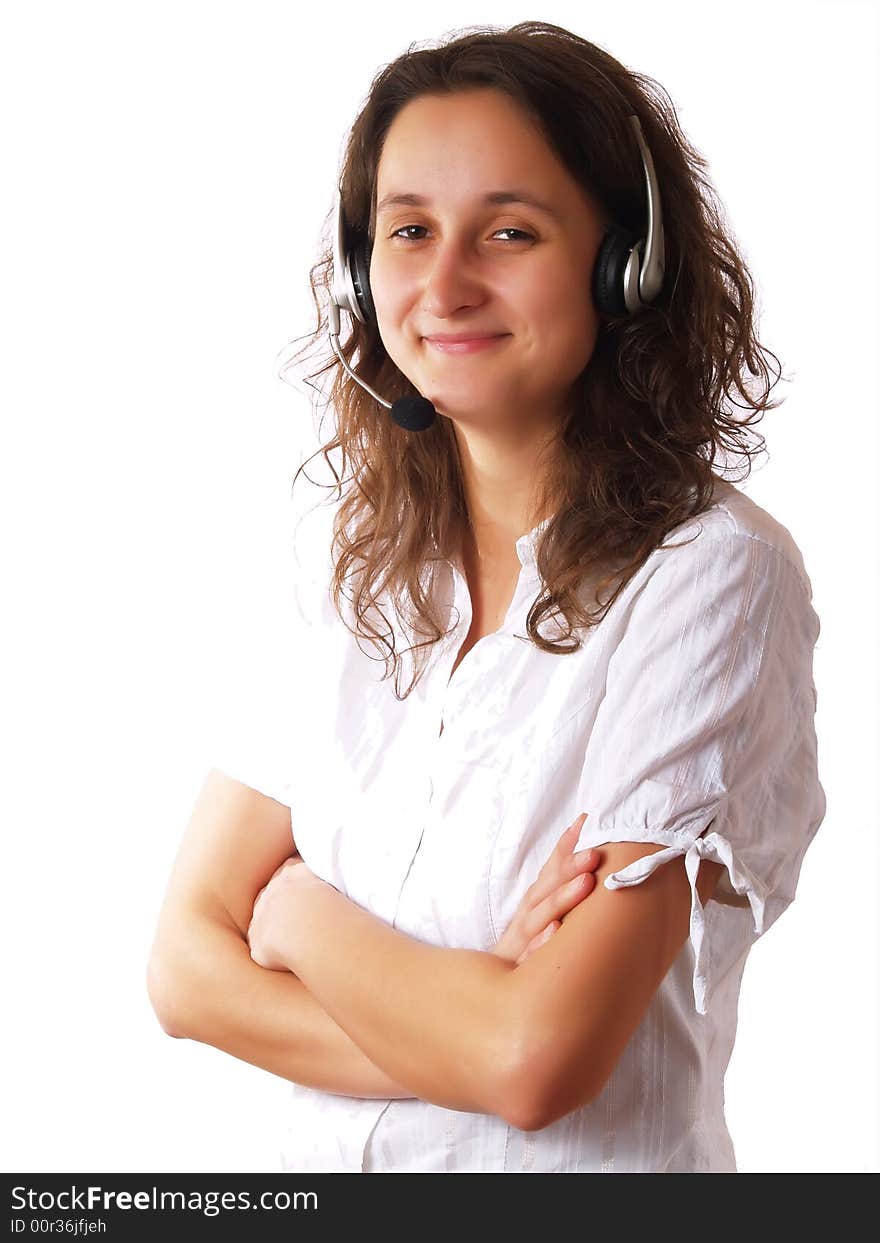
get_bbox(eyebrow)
[375,190,562,221]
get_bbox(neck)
[452,421,559,566]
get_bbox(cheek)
[570,306,601,365]
[528,262,595,324]
[536,287,600,370]
[368,254,401,320]
[369,264,409,351]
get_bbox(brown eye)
[493,228,535,242]
[389,225,535,243]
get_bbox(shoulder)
[653,478,814,599]
[610,479,818,638]
[596,479,823,693]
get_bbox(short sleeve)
[573,531,826,1016]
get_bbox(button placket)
[436,564,472,740]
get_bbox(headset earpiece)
[350,237,376,326]
[331,186,371,325]
[592,224,643,319]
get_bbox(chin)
[432,401,514,426]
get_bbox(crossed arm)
[147,771,413,1101]
[245,830,722,1131]
[148,770,722,1131]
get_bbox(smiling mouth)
[424,335,510,354]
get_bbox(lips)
[424,334,510,354]
[424,333,506,343]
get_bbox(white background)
[2,0,878,1174]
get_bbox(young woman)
[148,22,826,1173]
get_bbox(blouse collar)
[515,515,553,569]
[434,514,554,574]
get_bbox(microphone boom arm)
[328,302,392,410]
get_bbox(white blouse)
[212,474,826,1173]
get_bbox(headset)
[329,83,665,431]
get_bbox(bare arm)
[146,769,415,1099]
[239,812,602,1122]
[251,871,522,1119]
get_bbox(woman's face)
[369,87,609,437]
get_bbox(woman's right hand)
[492,812,600,966]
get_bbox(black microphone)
[328,304,437,431]
[389,395,436,432]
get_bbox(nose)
[419,239,488,319]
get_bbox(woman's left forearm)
[280,882,523,1118]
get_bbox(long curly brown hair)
[279,20,786,699]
